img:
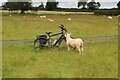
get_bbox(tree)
[77,0,88,9]
[87,0,101,10]
[97,2,101,7]
[117,1,120,10]
[45,0,59,10]
[4,0,32,13]
[38,2,44,9]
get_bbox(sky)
[0,0,119,9]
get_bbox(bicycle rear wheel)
[33,38,39,49]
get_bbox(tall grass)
[0,12,2,78]
[2,40,118,78]
[2,15,118,40]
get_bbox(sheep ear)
[70,33,71,35]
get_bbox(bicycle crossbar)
[50,32,62,37]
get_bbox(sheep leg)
[77,47,81,55]
[78,48,81,55]
[67,46,70,51]
[73,47,76,51]
[80,43,83,54]
[80,46,83,54]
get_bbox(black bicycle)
[33,24,67,49]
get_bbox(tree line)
[2,0,120,14]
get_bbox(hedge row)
[94,10,120,15]
[52,8,93,12]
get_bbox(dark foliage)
[87,0,101,10]
[45,0,59,10]
[94,10,120,15]
[77,0,88,9]
[117,1,120,10]
[3,1,32,14]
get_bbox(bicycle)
[33,24,67,49]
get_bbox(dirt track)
[1,36,118,45]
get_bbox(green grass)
[2,14,118,40]
[0,45,1,78]
[0,38,1,76]
[2,40,118,78]
[2,13,118,78]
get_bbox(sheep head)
[65,33,71,38]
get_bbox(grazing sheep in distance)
[103,15,106,17]
[9,15,12,17]
[65,33,83,54]
[67,18,71,21]
[42,15,46,18]
[23,16,25,18]
[40,16,43,18]
[48,18,54,22]
[108,16,112,19]
[117,15,120,17]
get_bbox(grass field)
[2,14,118,40]
[2,13,118,78]
[2,40,118,78]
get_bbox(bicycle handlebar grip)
[59,24,67,32]
[61,24,64,27]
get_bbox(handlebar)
[45,24,67,37]
[59,24,67,32]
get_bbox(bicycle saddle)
[46,32,52,35]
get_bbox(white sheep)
[40,16,43,18]
[117,15,120,17]
[67,18,71,21]
[48,18,54,22]
[108,16,112,19]
[42,15,46,18]
[103,15,106,17]
[23,16,25,18]
[65,33,83,54]
[9,15,12,17]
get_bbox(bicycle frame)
[47,32,65,47]
[33,24,67,49]
[46,25,67,48]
